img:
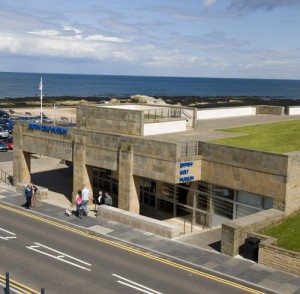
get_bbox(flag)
[39,77,43,91]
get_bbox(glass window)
[262,197,273,209]
[212,184,234,200]
[197,193,208,210]
[237,191,262,208]
[212,197,233,218]
[236,204,259,218]
[198,181,211,194]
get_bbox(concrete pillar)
[13,125,31,186]
[118,142,140,213]
[72,135,93,203]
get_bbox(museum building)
[13,103,300,228]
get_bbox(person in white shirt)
[98,190,104,205]
[81,184,90,216]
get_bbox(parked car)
[33,114,54,124]
[3,137,13,150]
[0,118,13,125]
[0,141,8,152]
[0,110,10,118]
[0,126,9,139]
[0,124,13,134]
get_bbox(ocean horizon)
[1,71,300,99]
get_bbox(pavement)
[1,182,300,294]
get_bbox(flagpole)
[39,77,43,124]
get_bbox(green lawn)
[211,120,300,153]
[261,211,300,252]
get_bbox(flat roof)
[146,114,300,143]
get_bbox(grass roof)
[211,120,300,153]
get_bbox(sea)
[0,71,300,99]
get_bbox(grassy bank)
[262,211,300,252]
[212,120,300,153]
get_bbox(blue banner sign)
[28,123,68,135]
[179,161,194,183]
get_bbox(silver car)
[0,126,9,139]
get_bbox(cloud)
[27,29,128,42]
[28,30,60,37]
[86,35,128,43]
[228,0,300,12]
[63,26,82,34]
[203,0,216,8]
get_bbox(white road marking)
[27,242,91,271]
[112,274,163,294]
[0,227,16,240]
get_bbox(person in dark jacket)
[24,184,33,209]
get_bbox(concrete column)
[13,125,31,186]
[72,135,93,203]
[118,142,140,213]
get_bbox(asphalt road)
[0,150,13,162]
[0,206,256,294]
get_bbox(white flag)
[39,77,43,91]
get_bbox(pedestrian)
[75,189,83,218]
[98,190,104,205]
[31,184,38,208]
[81,184,90,216]
[104,192,113,206]
[24,184,33,209]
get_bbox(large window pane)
[212,197,233,219]
[212,184,234,200]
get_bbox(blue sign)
[179,176,195,183]
[179,161,195,183]
[28,123,68,135]
[180,161,193,168]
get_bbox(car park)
[0,141,8,152]
[0,126,9,139]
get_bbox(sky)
[0,0,300,79]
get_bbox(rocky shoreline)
[1,95,300,109]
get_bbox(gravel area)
[7,106,76,119]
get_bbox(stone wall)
[16,123,73,161]
[77,105,143,136]
[97,205,180,238]
[16,183,48,199]
[260,244,300,276]
[199,142,287,209]
[221,209,284,256]
[81,129,181,183]
[285,153,300,215]
[249,233,300,276]
[257,105,284,115]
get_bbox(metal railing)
[144,108,182,121]
[1,272,45,293]
[180,141,199,156]
[55,116,77,126]
[0,169,13,186]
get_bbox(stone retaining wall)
[16,183,48,200]
[221,209,284,256]
[257,105,284,115]
[97,205,180,239]
[249,233,300,276]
